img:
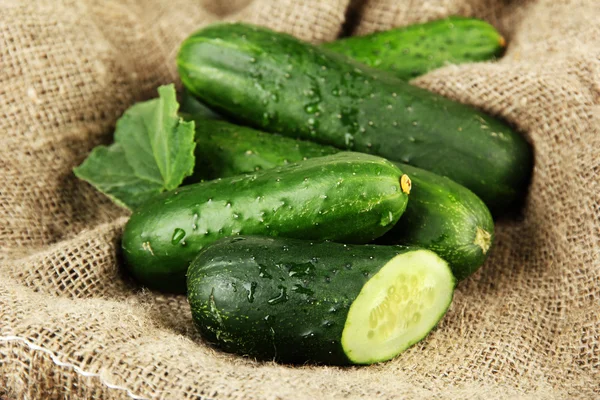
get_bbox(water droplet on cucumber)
[344,133,354,146]
[258,264,273,279]
[304,103,318,113]
[243,282,257,303]
[288,262,315,278]
[171,228,186,245]
[267,286,288,305]
[292,284,314,296]
[380,211,395,226]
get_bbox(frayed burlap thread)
[1,0,598,398]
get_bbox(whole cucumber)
[186,118,493,280]
[177,22,532,214]
[180,17,506,115]
[188,235,455,365]
[122,152,410,292]
[323,16,506,80]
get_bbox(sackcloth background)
[1,0,599,398]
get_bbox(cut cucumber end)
[341,249,455,364]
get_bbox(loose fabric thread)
[0,335,149,400]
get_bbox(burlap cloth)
[1,0,598,398]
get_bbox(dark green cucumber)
[179,17,504,117]
[185,116,337,182]
[186,117,493,280]
[187,235,455,365]
[179,17,505,119]
[180,87,222,119]
[323,16,506,80]
[177,22,532,214]
[122,152,410,292]
[379,164,493,280]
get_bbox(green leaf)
[73,144,163,209]
[73,84,196,210]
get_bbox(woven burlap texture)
[1,0,598,398]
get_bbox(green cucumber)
[187,118,493,280]
[122,152,410,292]
[180,87,222,119]
[379,164,493,280]
[177,22,532,214]
[323,16,506,80]
[179,17,505,117]
[187,235,455,365]
[186,116,337,182]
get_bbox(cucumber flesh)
[342,249,454,364]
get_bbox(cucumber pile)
[123,152,410,292]
[78,17,533,365]
[177,23,531,213]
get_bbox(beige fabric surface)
[1,0,598,398]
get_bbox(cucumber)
[186,118,493,280]
[122,152,410,292]
[180,87,222,119]
[187,236,455,365]
[185,116,337,182]
[179,17,505,117]
[323,16,506,80]
[379,164,493,281]
[177,22,532,214]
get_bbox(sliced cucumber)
[342,250,454,364]
[187,236,455,364]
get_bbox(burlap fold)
[1,0,598,398]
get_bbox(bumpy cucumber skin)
[179,17,504,119]
[323,16,505,80]
[188,235,424,364]
[177,23,532,214]
[378,164,494,280]
[186,117,337,182]
[186,118,494,280]
[122,152,408,292]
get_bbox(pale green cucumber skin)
[122,152,408,292]
[323,16,506,79]
[187,235,454,365]
[177,22,532,214]
[186,117,494,280]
